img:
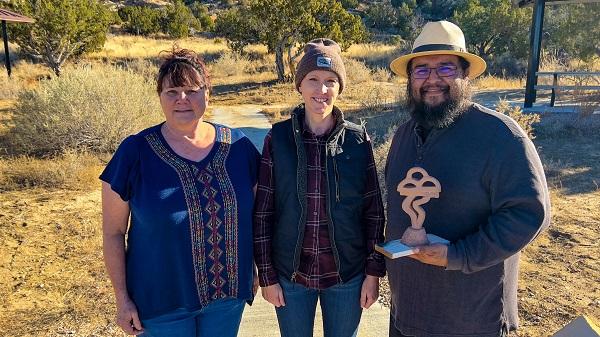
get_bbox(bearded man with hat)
[384,21,551,337]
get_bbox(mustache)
[420,84,450,95]
[406,79,472,129]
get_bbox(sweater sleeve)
[446,134,551,274]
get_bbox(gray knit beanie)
[295,38,346,93]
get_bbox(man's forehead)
[411,54,460,67]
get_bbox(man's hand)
[360,275,379,309]
[261,283,286,307]
[115,298,143,335]
[409,243,448,267]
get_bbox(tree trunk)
[275,43,286,82]
[287,46,296,81]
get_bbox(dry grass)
[0,99,15,138]
[0,61,53,100]
[344,43,403,70]
[0,151,105,191]
[344,43,398,59]
[89,35,268,61]
[473,75,524,90]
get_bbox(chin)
[308,106,330,115]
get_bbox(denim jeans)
[139,297,245,337]
[275,274,364,337]
[388,315,510,337]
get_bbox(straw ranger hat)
[390,21,487,79]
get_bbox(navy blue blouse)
[100,123,260,320]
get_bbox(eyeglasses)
[162,86,205,99]
[411,65,458,79]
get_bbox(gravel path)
[208,105,390,337]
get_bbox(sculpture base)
[400,227,429,246]
[375,234,449,259]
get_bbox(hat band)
[412,44,466,53]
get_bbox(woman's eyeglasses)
[411,65,458,79]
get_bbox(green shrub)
[6,0,112,76]
[188,2,214,31]
[161,0,201,38]
[340,0,359,9]
[5,64,162,156]
[118,6,162,36]
[496,99,540,139]
[365,2,397,31]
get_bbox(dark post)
[549,73,557,106]
[524,0,545,108]
[2,20,11,78]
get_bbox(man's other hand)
[409,243,448,267]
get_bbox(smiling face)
[407,54,472,129]
[159,76,209,127]
[409,54,465,108]
[298,70,340,119]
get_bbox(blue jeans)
[275,274,364,337]
[140,298,245,337]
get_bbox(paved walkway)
[208,105,390,337]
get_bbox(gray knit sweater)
[385,103,551,337]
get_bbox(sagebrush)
[5,64,163,156]
[496,99,540,139]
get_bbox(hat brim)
[390,50,487,79]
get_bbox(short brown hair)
[156,47,211,95]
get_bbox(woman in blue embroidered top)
[101,48,260,337]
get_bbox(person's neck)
[164,120,206,141]
[304,109,335,136]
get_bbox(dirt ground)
[0,107,599,336]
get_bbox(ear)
[463,66,471,79]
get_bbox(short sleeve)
[99,135,140,201]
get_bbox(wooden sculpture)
[397,167,441,246]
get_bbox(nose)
[424,69,441,83]
[318,82,328,93]
[176,91,189,101]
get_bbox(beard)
[407,78,472,129]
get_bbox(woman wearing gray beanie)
[253,38,386,337]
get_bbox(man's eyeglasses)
[411,65,458,79]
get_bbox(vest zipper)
[333,157,340,202]
[325,125,344,283]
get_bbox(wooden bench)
[534,71,600,107]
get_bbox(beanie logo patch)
[316,56,332,68]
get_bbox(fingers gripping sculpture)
[397,167,441,246]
